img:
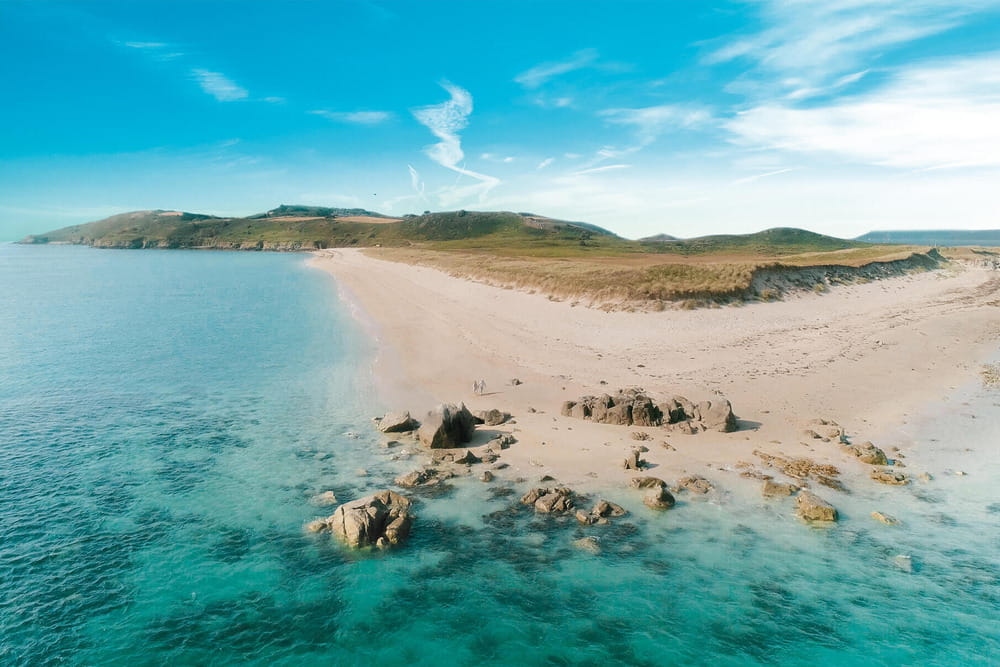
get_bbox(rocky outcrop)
[474,409,510,426]
[417,403,477,448]
[843,441,888,465]
[870,469,909,485]
[643,485,676,510]
[622,449,645,470]
[796,490,838,522]
[871,511,900,526]
[762,480,798,498]
[377,411,417,433]
[675,475,713,495]
[562,388,737,433]
[314,490,414,549]
[521,487,576,514]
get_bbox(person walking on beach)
[478,379,486,395]
[473,380,480,395]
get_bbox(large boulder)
[417,403,477,448]
[643,485,676,510]
[628,476,668,490]
[475,409,510,426]
[377,411,416,433]
[630,396,662,427]
[796,490,838,522]
[762,480,798,498]
[521,487,576,514]
[325,490,414,549]
[695,399,738,433]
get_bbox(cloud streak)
[412,81,499,204]
[191,68,248,102]
[310,110,393,124]
[515,49,598,88]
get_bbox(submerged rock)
[870,469,909,486]
[893,554,914,573]
[592,500,627,517]
[417,403,477,449]
[761,480,798,498]
[796,490,838,522]
[323,490,414,549]
[310,490,339,506]
[573,536,602,555]
[871,511,900,526]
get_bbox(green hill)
[20,207,870,258]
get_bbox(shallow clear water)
[1,244,998,666]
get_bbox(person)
[473,380,480,395]
[479,379,486,395]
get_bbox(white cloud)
[124,41,167,49]
[706,0,1000,96]
[726,53,1000,169]
[310,110,393,124]
[515,49,598,88]
[600,105,712,146]
[730,167,796,186]
[411,81,500,204]
[537,157,555,170]
[191,69,248,102]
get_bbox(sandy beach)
[311,248,1000,493]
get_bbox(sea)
[1,243,998,666]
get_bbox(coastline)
[309,248,1000,497]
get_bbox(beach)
[312,248,1000,492]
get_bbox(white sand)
[311,249,1000,491]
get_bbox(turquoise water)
[1,244,999,666]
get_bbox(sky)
[2,0,1000,241]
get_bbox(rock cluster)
[754,450,844,490]
[521,487,576,514]
[761,480,798,497]
[309,490,414,549]
[870,469,909,485]
[561,389,737,433]
[576,500,628,525]
[842,441,889,465]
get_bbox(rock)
[955,470,968,476]
[305,519,328,533]
[575,510,595,525]
[377,411,416,433]
[310,490,338,506]
[871,511,900,526]
[417,403,477,449]
[677,475,713,495]
[520,488,546,506]
[535,488,575,514]
[762,480,798,498]
[476,409,510,426]
[796,490,838,522]
[490,433,516,449]
[803,429,822,440]
[664,420,699,435]
[870,469,909,486]
[480,471,494,483]
[631,431,652,441]
[394,470,429,488]
[561,401,577,417]
[592,500,627,517]
[843,441,888,465]
[454,449,481,465]
[622,449,644,470]
[604,403,632,426]
[918,472,933,483]
[807,419,844,440]
[643,485,676,510]
[695,399,738,433]
[628,476,668,490]
[570,402,590,419]
[573,536,601,555]
[893,554,914,573]
[630,396,662,427]
[327,490,414,549]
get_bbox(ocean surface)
[1,243,999,666]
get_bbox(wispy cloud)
[600,105,712,146]
[310,110,394,125]
[726,52,1000,169]
[412,81,500,204]
[706,0,998,97]
[515,49,598,88]
[124,41,167,49]
[573,164,631,176]
[537,157,555,170]
[730,167,795,186]
[191,68,248,102]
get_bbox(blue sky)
[2,0,1000,240]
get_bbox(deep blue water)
[1,244,999,666]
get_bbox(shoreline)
[309,248,1000,501]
